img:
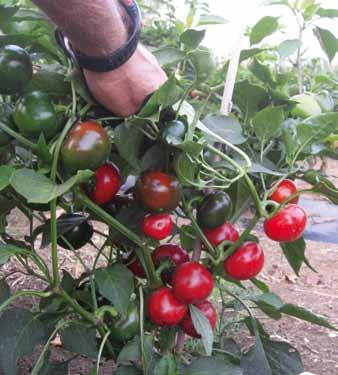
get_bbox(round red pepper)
[124,253,146,278]
[269,179,299,204]
[264,204,307,242]
[152,244,189,284]
[180,300,217,338]
[134,171,182,213]
[172,262,213,304]
[147,287,188,327]
[223,241,264,280]
[88,162,121,205]
[141,213,173,240]
[203,222,239,247]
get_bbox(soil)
[1,160,337,375]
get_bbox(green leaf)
[95,264,134,315]
[249,58,276,87]
[250,278,270,293]
[117,335,153,365]
[280,304,338,331]
[228,177,252,222]
[10,168,93,204]
[239,48,267,62]
[174,152,198,187]
[115,367,142,375]
[251,292,284,320]
[277,39,300,59]
[138,75,182,118]
[188,48,215,82]
[114,122,143,170]
[180,29,206,50]
[0,243,31,266]
[0,6,18,23]
[179,225,196,251]
[301,170,338,204]
[0,166,14,192]
[233,80,268,118]
[27,69,70,97]
[252,106,284,144]
[317,8,338,18]
[154,354,179,375]
[153,47,184,67]
[0,308,44,375]
[197,15,228,26]
[60,322,98,358]
[250,16,279,45]
[280,237,314,276]
[261,338,304,375]
[157,327,178,354]
[190,305,214,356]
[0,279,10,304]
[184,357,243,375]
[12,8,47,21]
[314,27,337,62]
[203,115,246,145]
[240,325,272,375]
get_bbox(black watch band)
[55,0,141,73]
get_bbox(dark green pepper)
[0,45,33,95]
[109,304,139,343]
[160,120,187,146]
[197,191,233,229]
[13,91,59,140]
[57,213,94,250]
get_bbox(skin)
[32,0,167,116]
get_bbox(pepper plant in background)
[0,0,337,374]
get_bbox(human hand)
[84,45,167,116]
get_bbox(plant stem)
[139,286,147,373]
[223,215,260,262]
[96,331,111,374]
[0,290,52,314]
[50,117,77,287]
[243,174,265,217]
[78,191,160,287]
[0,121,41,154]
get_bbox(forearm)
[32,0,128,55]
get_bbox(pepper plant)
[0,1,337,374]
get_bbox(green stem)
[139,285,146,373]
[58,288,96,324]
[223,215,260,262]
[96,332,111,374]
[50,117,76,286]
[244,174,265,217]
[0,121,40,153]
[78,191,160,287]
[223,287,255,319]
[0,290,52,314]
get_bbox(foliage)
[0,0,337,374]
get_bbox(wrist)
[71,1,128,56]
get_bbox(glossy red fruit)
[180,300,217,338]
[147,287,188,327]
[203,222,239,247]
[224,241,264,280]
[270,179,299,204]
[88,162,121,205]
[124,253,145,278]
[264,204,307,242]
[152,244,190,284]
[141,213,173,240]
[134,171,182,213]
[173,262,214,304]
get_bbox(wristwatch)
[55,0,141,72]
